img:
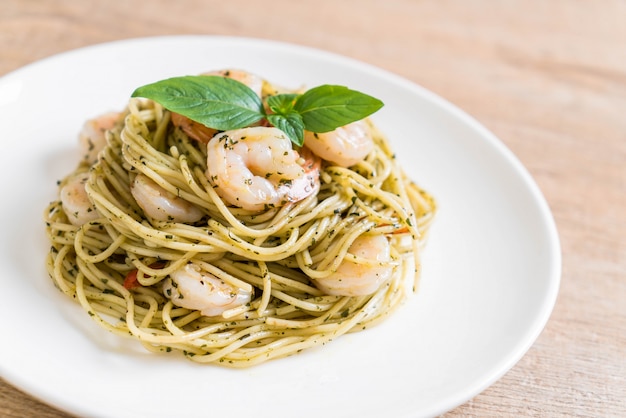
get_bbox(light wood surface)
[1,1,625,417]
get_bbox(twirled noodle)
[45,88,436,367]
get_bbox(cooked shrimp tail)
[130,173,204,223]
[312,234,394,296]
[163,262,253,317]
[59,171,100,226]
[205,126,321,211]
[303,119,373,167]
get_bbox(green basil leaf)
[267,93,299,114]
[130,75,383,147]
[131,75,265,130]
[294,85,384,133]
[267,112,305,147]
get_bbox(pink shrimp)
[205,126,321,211]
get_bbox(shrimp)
[130,173,204,223]
[171,69,264,144]
[79,112,122,165]
[170,112,218,144]
[203,68,264,97]
[312,234,394,296]
[60,171,100,226]
[206,126,321,211]
[303,119,374,167]
[162,262,253,317]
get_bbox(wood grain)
[1,1,625,416]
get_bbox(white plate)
[0,36,561,418]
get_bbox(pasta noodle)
[44,76,436,367]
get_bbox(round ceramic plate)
[0,36,560,418]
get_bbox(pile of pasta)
[44,87,436,367]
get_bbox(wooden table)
[1,1,624,416]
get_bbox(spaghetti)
[44,74,436,367]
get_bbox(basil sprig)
[131,75,383,146]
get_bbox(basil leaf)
[267,112,305,146]
[267,94,304,145]
[267,93,299,114]
[294,85,383,133]
[130,75,383,147]
[131,75,265,130]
